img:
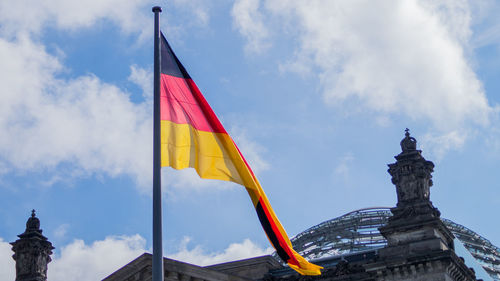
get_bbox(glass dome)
[285,207,500,280]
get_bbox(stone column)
[11,210,54,281]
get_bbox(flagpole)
[152,6,164,281]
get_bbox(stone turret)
[379,128,454,251]
[366,129,478,281]
[11,210,54,281]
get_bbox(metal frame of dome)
[284,207,500,280]
[442,218,500,280]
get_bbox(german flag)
[159,33,322,275]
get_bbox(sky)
[1,0,500,280]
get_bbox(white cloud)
[0,36,153,188]
[53,224,70,239]
[49,235,146,281]
[0,0,150,39]
[470,0,500,48]
[129,65,153,104]
[473,20,500,48]
[0,238,15,281]
[167,236,273,266]
[232,0,271,54]
[334,153,354,182]
[171,0,211,27]
[232,0,494,155]
[421,130,467,161]
[230,127,270,175]
[0,160,10,176]
[274,1,489,127]
[1,235,271,280]
[0,34,270,192]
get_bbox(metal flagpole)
[152,6,164,281]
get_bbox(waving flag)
[159,33,322,275]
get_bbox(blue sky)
[1,0,500,279]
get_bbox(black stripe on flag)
[256,201,290,262]
[160,33,191,79]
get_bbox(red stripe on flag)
[160,74,227,134]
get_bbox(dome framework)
[285,208,500,280]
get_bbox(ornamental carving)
[388,130,434,205]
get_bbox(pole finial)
[152,6,162,13]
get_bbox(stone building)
[11,131,500,280]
